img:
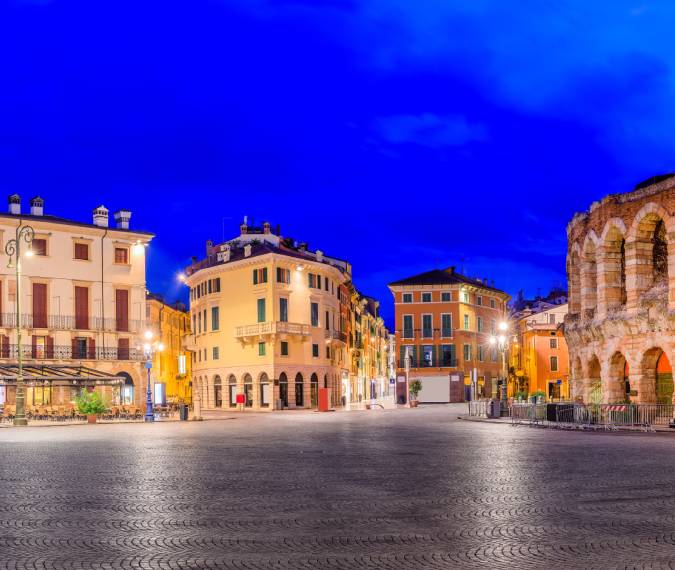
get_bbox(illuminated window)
[114,247,128,264]
[32,238,47,256]
[550,356,559,372]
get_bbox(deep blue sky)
[2,1,675,328]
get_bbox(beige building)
[146,294,191,405]
[0,195,153,409]
[184,220,355,413]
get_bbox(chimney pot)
[316,249,323,262]
[113,209,132,230]
[93,205,109,227]
[8,194,20,215]
[263,221,271,234]
[30,196,44,216]
[244,244,252,257]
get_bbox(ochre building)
[565,176,674,403]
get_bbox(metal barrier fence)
[509,403,675,432]
[468,400,490,418]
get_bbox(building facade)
[184,220,389,412]
[389,268,510,402]
[565,177,674,404]
[0,195,153,409]
[510,303,570,400]
[146,294,192,405]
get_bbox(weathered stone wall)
[565,178,675,403]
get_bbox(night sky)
[2,1,675,328]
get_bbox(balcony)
[235,321,310,340]
[0,344,145,361]
[324,330,347,344]
[0,313,146,333]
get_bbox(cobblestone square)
[2,405,675,569]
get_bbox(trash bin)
[179,404,188,421]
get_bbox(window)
[550,338,558,349]
[476,295,483,306]
[402,293,413,304]
[441,345,456,367]
[74,338,87,360]
[491,319,496,334]
[257,298,266,323]
[280,341,289,356]
[422,345,434,367]
[402,315,413,339]
[317,275,322,289]
[491,347,498,362]
[213,346,220,360]
[490,298,496,309]
[203,348,207,361]
[550,356,559,372]
[74,243,89,261]
[441,314,452,337]
[441,292,451,302]
[276,267,290,284]
[326,346,331,358]
[308,273,317,288]
[477,317,483,333]
[197,312,202,334]
[279,298,288,322]
[422,314,432,338]
[478,345,484,362]
[258,342,266,356]
[208,280,212,294]
[115,289,129,332]
[421,292,432,303]
[310,302,319,327]
[32,238,47,256]
[325,278,329,292]
[463,344,472,362]
[460,291,470,303]
[178,354,187,375]
[114,247,128,264]
[312,343,319,357]
[325,310,330,330]
[463,314,470,330]
[203,309,207,333]
[211,307,220,331]
[253,267,268,285]
[548,313,557,324]
[75,286,89,330]
[32,283,47,328]
[214,278,221,292]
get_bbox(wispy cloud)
[374,113,487,148]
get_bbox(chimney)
[446,266,455,274]
[240,215,248,234]
[316,250,323,262]
[92,205,109,227]
[244,244,252,257]
[30,196,44,216]
[263,221,271,234]
[114,209,132,229]
[298,242,307,252]
[8,194,20,215]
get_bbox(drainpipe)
[100,228,108,351]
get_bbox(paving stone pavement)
[2,405,675,569]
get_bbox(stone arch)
[606,352,628,403]
[587,355,602,404]
[638,347,672,404]
[580,235,599,319]
[242,373,253,408]
[227,374,237,408]
[295,372,304,407]
[279,372,288,408]
[213,375,222,408]
[599,222,627,312]
[116,371,135,405]
[259,372,270,408]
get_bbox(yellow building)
[146,293,192,405]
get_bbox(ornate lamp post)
[142,330,164,422]
[6,223,35,426]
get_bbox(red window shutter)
[71,338,78,359]
[46,336,54,359]
[1,335,8,358]
[115,290,129,332]
[32,283,47,328]
[87,337,96,360]
[75,287,89,330]
[31,335,37,359]
[0,281,3,326]
[118,338,129,360]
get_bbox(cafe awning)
[0,364,124,385]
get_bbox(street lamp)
[490,320,510,401]
[142,330,164,422]
[5,223,34,426]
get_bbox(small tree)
[409,380,422,401]
[76,391,108,416]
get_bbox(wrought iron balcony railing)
[0,344,145,361]
[0,313,146,333]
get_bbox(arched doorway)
[243,373,253,407]
[587,356,601,404]
[310,373,319,407]
[295,373,304,407]
[632,210,670,300]
[228,374,237,408]
[213,375,222,408]
[117,372,134,405]
[638,348,672,404]
[260,373,270,408]
[279,373,288,408]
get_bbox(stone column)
[634,372,656,404]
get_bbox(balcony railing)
[324,330,347,343]
[235,321,310,339]
[0,344,145,361]
[0,313,145,333]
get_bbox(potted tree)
[76,391,108,424]
[409,380,422,408]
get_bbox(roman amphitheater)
[565,176,674,404]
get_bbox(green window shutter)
[400,346,405,367]
[262,267,268,283]
[253,269,258,285]
[257,298,266,323]
[431,345,436,367]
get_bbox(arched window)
[310,373,319,407]
[601,226,627,311]
[295,373,304,407]
[228,374,237,408]
[653,219,668,284]
[632,210,670,300]
[279,372,288,408]
[243,373,253,407]
[260,373,270,408]
[213,375,222,408]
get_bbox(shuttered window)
[114,247,128,264]
[32,283,47,328]
[75,287,89,330]
[32,238,47,256]
[74,243,89,260]
[118,338,130,360]
[115,290,129,332]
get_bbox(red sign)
[236,394,246,404]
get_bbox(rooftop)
[388,267,507,295]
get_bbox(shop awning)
[0,365,124,385]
